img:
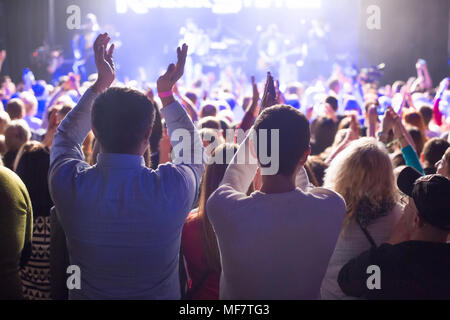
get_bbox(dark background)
[0,0,448,85]
[359,0,450,86]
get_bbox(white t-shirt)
[207,134,346,300]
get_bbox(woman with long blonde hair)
[320,137,402,300]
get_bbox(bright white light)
[211,0,242,14]
[116,0,321,14]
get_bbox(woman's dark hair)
[310,116,337,155]
[407,127,425,156]
[306,156,329,187]
[187,143,253,273]
[14,142,53,217]
[149,102,162,153]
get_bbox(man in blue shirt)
[49,33,204,299]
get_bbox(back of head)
[4,120,31,151]
[422,138,450,168]
[306,156,329,187]
[254,105,310,176]
[0,111,11,135]
[419,105,433,126]
[407,127,425,156]
[325,96,338,112]
[311,116,337,155]
[443,148,450,177]
[185,91,198,106]
[199,128,223,149]
[57,104,74,122]
[200,103,218,118]
[403,110,426,134]
[13,141,48,173]
[325,137,398,226]
[198,116,221,130]
[202,143,239,202]
[328,78,340,92]
[6,98,26,120]
[19,91,38,116]
[92,87,155,154]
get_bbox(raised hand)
[436,78,449,99]
[92,33,115,93]
[0,50,6,63]
[251,76,259,106]
[275,79,285,104]
[260,72,277,113]
[348,114,360,141]
[157,44,188,94]
[381,107,397,133]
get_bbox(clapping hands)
[92,33,115,93]
[260,72,278,113]
[157,44,188,94]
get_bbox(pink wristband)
[158,90,173,98]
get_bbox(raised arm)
[433,78,449,127]
[50,33,115,181]
[326,114,360,165]
[220,72,277,193]
[0,50,6,74]
[157,44,205,205]
[173,83,199,123]
[239,76,259,132]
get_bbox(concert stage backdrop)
[0,0,448,85]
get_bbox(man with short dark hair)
[338,167,450,300]
[6,98,25,120]
[207,74,345,299]
[421,138,450,174]
[325,96,338,113]
[49,34,204,299]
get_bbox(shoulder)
[307,187,346,211]
[0,166,31,209]
[207,183,250,211]
[0,166,28,192]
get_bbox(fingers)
[162,63,176,79]
[251,76,257,91]
[94,33,112,63]
[174,44,188,80]
[107,43,115,60]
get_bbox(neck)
[409,228,448,244]
[260,174,296,194]
[101,146,145,156]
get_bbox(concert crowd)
[1,32,450,300]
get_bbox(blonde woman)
[320,137,402,300]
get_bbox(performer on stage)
[257,24,285,78]
[303,19,330,80]
[179,18,211,86]
[71,13,100,82]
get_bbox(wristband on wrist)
[158,90,173,98]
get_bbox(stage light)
[116,0,322,14]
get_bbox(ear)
[420,153,424,163]
[92,126,99,140]
[298,146,311,168]
[414,213,426,229]
[144,126,152,142]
